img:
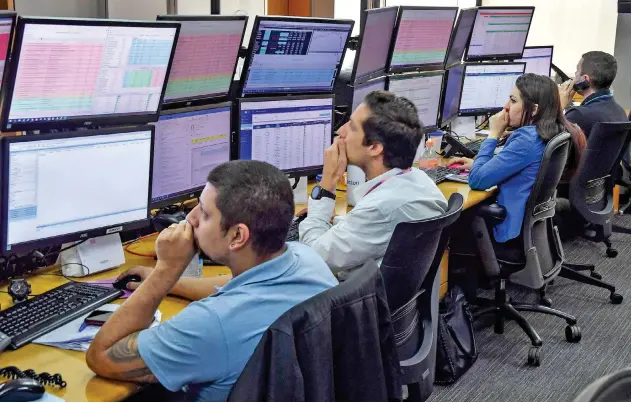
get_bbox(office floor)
[431,214,631,402]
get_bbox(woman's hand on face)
[489,109,510,138]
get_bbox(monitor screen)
[238,96,333,176]
[151,104,231,206]
[0,17,14,88]
[440,64,464,126]
[459,63,525,115]
[2,18,179,131]
[161,17,246,103]
[390,8,457,71]
[2,128,152,253]
[354,7,398,83]
[466,8,534,61]
[444,8,477,68]
[241,18,353,95]
[352,78,386,112]
[388,72,444,129]
[516,46,553,76]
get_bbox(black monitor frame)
[350,6,398,85]
[0,16,181,132]
[156,15,248,109]
[239,16,354,97]
[0,11,16,97]
[150,101,232,209]
[464,6,535,62]
[439,63,465,128]
[386,70,445,130]
[516,45,554,77]
[443,7,477,69]
[388,6,458,74]
[0,126,154,255]
[458,61,526,117]
[236,93,335,178]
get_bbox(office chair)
[560,121,630,286]
[615,142,631,216]
[379,193,464,401]
[574,368,631,402]
[465,133,581,367]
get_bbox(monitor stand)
[60,234,125,277]
[452,116,477,140]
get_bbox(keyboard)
[286,217,300,242]
[465,139,485,154]
[421,167,462,184]
[0,282,122,349]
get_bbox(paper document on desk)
[32,304,161,352]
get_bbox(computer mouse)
[113,275,142,290]
[153,211,187,231]
[0,378,45,402]
[448,163,465,169]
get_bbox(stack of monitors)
[352,7,398,84]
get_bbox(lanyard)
[583,94,613,106]
[364,169,411,197]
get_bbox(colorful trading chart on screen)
[0,18,11,87]
[468,8,533,58]
[164,19,245,102]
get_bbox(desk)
[0,180,494,402]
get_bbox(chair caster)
[606,248,618,258]
[590,271,603,280]
[565,325,581,343]
[527,347,541,367]
[610,293,624,304]
[540,296,553,307]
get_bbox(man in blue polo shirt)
[86,161,337,401]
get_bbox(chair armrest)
[477,204,507,224]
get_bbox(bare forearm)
[169,275,232,301]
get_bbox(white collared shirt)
[299,168,448,273]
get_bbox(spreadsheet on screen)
[6,23,177,126]
[164,19,245,102]
[459,64,525,113]
[467,8,533,59]
[389,74,444,128]
[516,47,553,76]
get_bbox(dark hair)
[207,160,294,256]
[361,90,424,169]
[580,51,618,90]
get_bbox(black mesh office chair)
[615,114,631,216]
[574,368,631,402]
[380,193,464,401]
[559,121,630,291]
[461,133,581,367]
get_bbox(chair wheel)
[590,271,603,280]
[565,325,581,343]
[606,248,618,258]
[540,297,553,307]
[610,293,624,304]
[527,347,541,367]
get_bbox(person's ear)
[368,141,383,157]
[228,224,250,250]
[532,103,539,117]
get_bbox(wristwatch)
[311,185,336,201]
[8,278,31,303]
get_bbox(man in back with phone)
[558,51,628,138]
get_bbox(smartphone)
[573,77,590,91]
[84,310,114,326]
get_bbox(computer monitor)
[1,126,153,254]
[352,77,386,112]
[387,71,444,129]
[465,7,535,62]
[1,17,180,132]
[0,11,16,90]
[444,8,477,68]
[459,62,526,116]
[352,7,398,84]
[516,46,553,77]
[241,17,354,96]
[389,7,458,73]
[440,64,465,127]
[238,95,334,177]
[157,15,247,106]
[151,103,232,208]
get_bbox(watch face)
[10,280,28,298]
[311,186,321,200]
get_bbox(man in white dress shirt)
[300,91,448,274]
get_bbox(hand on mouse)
[448,157,474,171]
[116,266,153,290]
[155,221,196,273]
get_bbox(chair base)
[612,224,631,234]
[560,265,624,304]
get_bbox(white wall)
[482,0,619,75]
[334,0,361,36]
[177,0,211,15]
[107,0,167,19]
[15,0,103,18]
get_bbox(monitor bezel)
[0,125,155,254]
[150,101,233,209]
[386,70,446,130]
[351,76,387,111]
[388,6,459,74]
[443,7,477,69]
[458,61,526,117]
[239,15,354,97]
[0,11,17,99]
[236,93,335,178]
[463,6,536,62]
[156,15,248,108]
[517,45,554,77]
[351,7,399,85]
[439,63,465,128]
[0,16,181,132]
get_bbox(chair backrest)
[511,133,570,288]
[570,121,631,227]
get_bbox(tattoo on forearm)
[107,332,141,363]
[121,367,155,382]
